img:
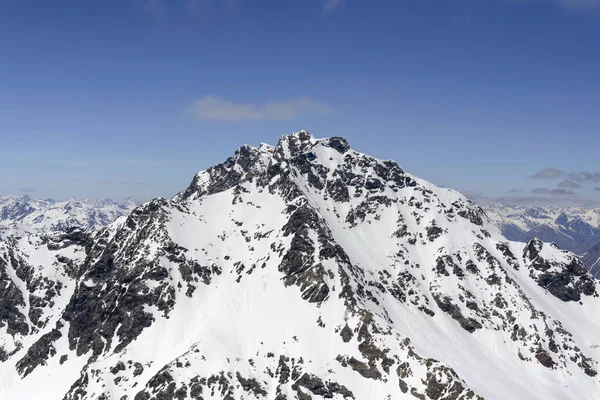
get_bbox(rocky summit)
[0,131,599,399]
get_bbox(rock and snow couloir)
[0,131,599,399]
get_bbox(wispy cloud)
[557,179,582,189]
[493,195,600,207]
[186,95,332,121]
[459,190,486,201]
[568,171,600,183]
[531,168,563,179]
[18,187,36,193]
[467,181,600,207]
[532,188,576,195]
[6,154,163,168]
[98,181,145,186]
[530,168,600,185]
[43,158,162,167]
[323,0,344,14]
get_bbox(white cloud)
[492,195,599,207]
[323,0,344,14]
[186,95,332,121]
[568,171,600,183]
[557,179,582,189]
[532,188,576,195]
[531,168,564,179]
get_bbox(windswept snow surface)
[0,131,599,399]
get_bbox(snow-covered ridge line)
[1,130,598,400]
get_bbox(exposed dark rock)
[426,224,444,242]
[523,239,597,302]
[236,372,268,397]
[0,258,30,336]
[325,137,351,154]
[454,201,484,226]
[293,373,354,399]
[433,295,482,333]
[340,324,354,343]
[423,363,484,400]
[535,348,556,369]
[16,322,63,377]
[346,356,381,380]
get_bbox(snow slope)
[0,131,598,399]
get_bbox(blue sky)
[1,0,599,204]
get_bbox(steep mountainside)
[582,243,600,279]
[0,196,136,237]
[485,204,600,269]
[1,131,599,400]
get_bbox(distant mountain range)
[0,195,137,237]
[484,204,600,277]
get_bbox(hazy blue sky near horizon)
[1,0,599,204]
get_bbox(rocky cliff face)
[1,131,599,399]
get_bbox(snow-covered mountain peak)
[1,133,599,399]
[178,131,477,219]
[274,129,317,157]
